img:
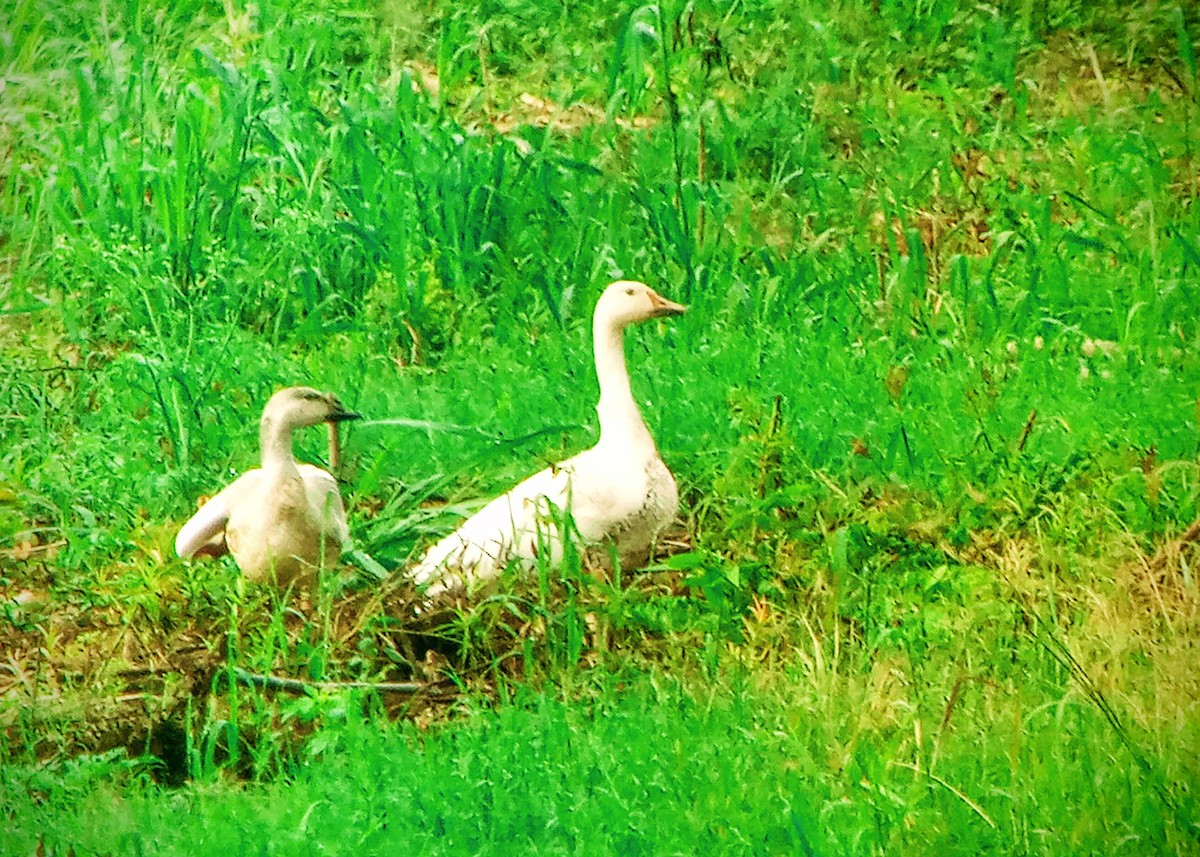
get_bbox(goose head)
[594,280,687,329]
[262,386,361,431]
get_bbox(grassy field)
[2,0,1200,852]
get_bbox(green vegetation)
[2,0,1199,853]
[4,673,1196,855]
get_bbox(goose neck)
[259,416,300,476]
[593,316,653,448]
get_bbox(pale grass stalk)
[890,760,997,829]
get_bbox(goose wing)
[175,470,261,558]
[410,458,578,594]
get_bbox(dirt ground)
[0,541,695,781]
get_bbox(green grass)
[3,667,1197,856]
[2,0,1200,852]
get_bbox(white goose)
[410,280,686,597]
[174,386,361,587]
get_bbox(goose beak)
[327,408,362,424]
[648,290,688,317]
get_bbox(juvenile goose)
[411,280,686,597]
[174,386,361,586]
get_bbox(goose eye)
[625,288,635,296]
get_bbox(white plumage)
[174,386,360,587]
[410,280,686,597]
